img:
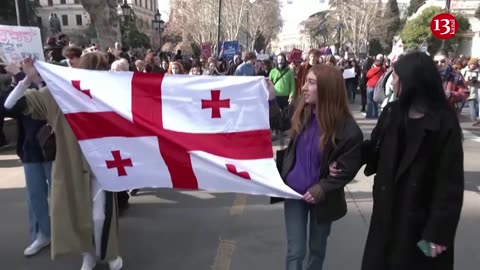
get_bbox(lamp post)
[246,0,256,52]
[441,0,452,49]
[120,0,131,46]
[121,0,132,20]
[217,0,222,56]
[152,9,165,50]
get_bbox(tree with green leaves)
[407,0,425,17]
[300,11,333,46]
[400,6,470,51]
[382,0,401,51]
[120,12,151,49]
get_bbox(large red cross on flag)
[35,62,301,199]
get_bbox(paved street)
[1,103,479,270]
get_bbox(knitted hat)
[468,57,478,65]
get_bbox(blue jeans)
[24,162,52,241]
[284,199,332,270]
[468,99,479,121]
[366,87,378,118]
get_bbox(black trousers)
[117,191,130,210]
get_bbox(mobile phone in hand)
[417,240,432,257]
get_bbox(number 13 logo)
[430,13,458,40]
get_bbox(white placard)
[343,67,355,79]
[0,25,45,63]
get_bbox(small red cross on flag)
[202,89,230,118]
[71,80,92,98]
[105,150,132,176]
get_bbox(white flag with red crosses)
[34,61,302,199]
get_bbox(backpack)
[373,69,393,103]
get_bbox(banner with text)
[0,25,44,64]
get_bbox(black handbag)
[36,124,56,161]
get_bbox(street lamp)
[152,9,165,50]
[120,0,132,19]
[246,0,256,51]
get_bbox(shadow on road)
[0,158,22,168]
[464,171,480,194]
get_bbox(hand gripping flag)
[35,61,302,199]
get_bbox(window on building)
[150,0,153,11]
[145,0,148,9]
[74,0,80,3]
[135,0,138,5]
[47,0,53,6]
[61,15,68,26]
[139,0,142,7]
[76,15,82,25]
[118,0,123,4]
[60,0,66,4]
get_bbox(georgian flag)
[34,61,301,199]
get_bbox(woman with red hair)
[167,61,185,75]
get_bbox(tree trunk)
[81,0,120,49]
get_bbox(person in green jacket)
[269,53,296,110]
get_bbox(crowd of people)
[0,32,473,270]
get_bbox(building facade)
[36,0,158,44]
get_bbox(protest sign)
[343,67,355,79]
[0,25,44,63]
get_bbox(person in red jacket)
[365,59,385,118]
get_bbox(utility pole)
[217,0,222,56]
[15,0,21,25]
[246,12,249,51]
[441,0,452,48]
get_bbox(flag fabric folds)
[35,61,302,199]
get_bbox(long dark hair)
[393,51,451,113]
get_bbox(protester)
[234,52,257,76]
[111,59,130,72]
[4,54,123,270]
[268,64,363,270]
[294,49,320,96]
[62,46,82,68]
[3,63,54,257]
[365,59,385,119]
[167,61,185,74]
[434,49,467,113]
[268,53,295,110]
[461,57,480,125]
[189,60,203,75]
[355,52,464,270]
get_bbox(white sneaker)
[24,233,50,257]
[109,256,123,270]
[80,253,97,270]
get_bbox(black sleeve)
[3,97,27,119]
[363,105,392,176]
[422,120,464,246]
[319,125,364,193]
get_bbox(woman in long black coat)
[360,52,464,270]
